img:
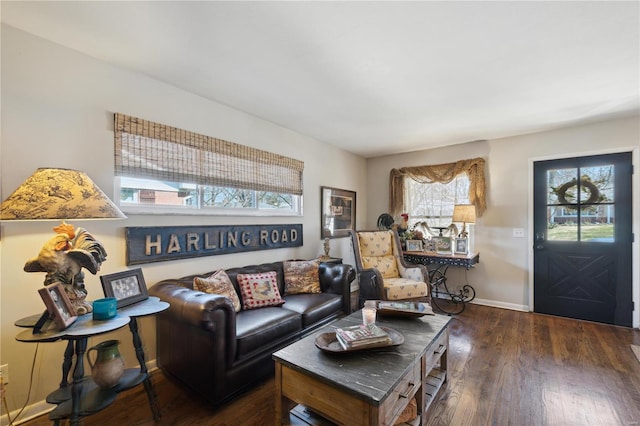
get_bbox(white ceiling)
[2,1,638,158]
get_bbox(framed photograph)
[432,236,452,255]
[405,240,423,252]
[38,283,77,330]
[100,268,149,308]
[455,238,469,255]
[321,186,356,239]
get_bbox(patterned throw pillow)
[283,260,321,295]
[193,270,242,312]
[237,271,285,310]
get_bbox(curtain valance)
[389,157,486,217]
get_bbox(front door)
[533,152,633,327]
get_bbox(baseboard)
[469,298,529,312]
[1,361,158,426]
[1,399,54,426]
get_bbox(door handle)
[535,233,545,250]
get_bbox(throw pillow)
[237,271,285,310]
[283,260,321,295]
[193,270,242,312]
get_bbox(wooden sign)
[126,224,303,265]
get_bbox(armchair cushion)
[357,232,400,278]
[237,271,285,310]
[384,278,429,300]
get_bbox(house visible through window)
[114,114,303,216]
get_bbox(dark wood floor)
[22,304,640,425]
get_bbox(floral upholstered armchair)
[350,230,431,309]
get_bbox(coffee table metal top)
[272,310,451,406]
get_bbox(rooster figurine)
[24,223,108,314]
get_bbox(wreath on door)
[552,176,603,209]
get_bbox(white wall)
[367,115,640,318]
[0,25,365,423]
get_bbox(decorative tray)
[376,301,435,318]
[315,326,404,353]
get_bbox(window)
[406,174,470,229]
[389,158,486,226]
[114,114,303,215]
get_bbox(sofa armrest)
[318,263,355,314]
[149,281,237,365]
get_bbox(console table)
[404,251,479,315]
[403,251,480,269]
[15,296,168,426]
[273,311,451,425]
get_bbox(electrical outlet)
[0,364,8,385]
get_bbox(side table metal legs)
[70,338,88,426]
[128,317,161,421]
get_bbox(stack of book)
[334,323,392,350]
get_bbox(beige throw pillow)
[193,270,242,312]
[284,260,322,295]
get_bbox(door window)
[545,164,615,242]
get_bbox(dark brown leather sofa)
[149,261,354,407]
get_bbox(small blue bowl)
[93,298,117,320]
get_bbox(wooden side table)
[15,296,168,426]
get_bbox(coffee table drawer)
[379,358,422,425]
[425,328,448,372]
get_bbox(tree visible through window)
[114,114,302,215]
[406,174,470,229]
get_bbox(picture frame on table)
[455,238,469,255]
[405,240,423,252]
[100,268,149,308]
[38,282,77,330]
[321,186,356,239]
[432,236,452,254]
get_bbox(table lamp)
[1,168,126,314]
[452,204,476,238]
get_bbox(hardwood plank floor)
[20,304,640,425]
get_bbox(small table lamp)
[452,204,476,238]
[1,168,126,314]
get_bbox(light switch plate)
[513,228,525,238]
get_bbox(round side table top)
[16,314,130,343]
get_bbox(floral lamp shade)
[0,168,126,220]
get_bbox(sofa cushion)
[283,260,321,295]
[235,307,302,360]
[193,270,242,312]
[282,293,343,328]
[237,271,285,310]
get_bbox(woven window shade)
[114,113,304,195]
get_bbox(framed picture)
[455,238,469,255]
[100,268,149,308]
[405,240,423,252]
[321,186,356,239]
[432,236,452,255]
[38,283,77,330]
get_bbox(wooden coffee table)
[273,311,451,425]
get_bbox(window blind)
[114,113,304,195]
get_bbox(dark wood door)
[533,152,633,326]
